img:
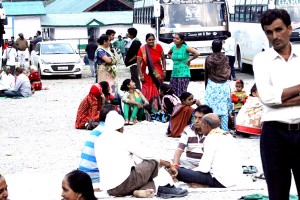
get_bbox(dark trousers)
[130,64,141,90]
[107,160,159,197]
[4,90,23,98]
[227,56,236,79]
[260,122,300,200]
[176,167,225,188]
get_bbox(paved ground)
[0,64,297,199]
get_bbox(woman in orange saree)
[137,33,166,113]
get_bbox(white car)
[30,41,83,78]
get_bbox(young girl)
[160,83,180,115]
[231,79,248,111]
[120,79,149,125]
[235,84,263,135]
[167,92,201,138]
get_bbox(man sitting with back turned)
[170,113,242,188]
[173,105,213,169]
[78,104,115,188]
[95,111,188,198]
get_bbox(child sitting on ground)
[235,84,263,135]
[120,79,149,125]
[231,79,248,111]
[167,92,201,138]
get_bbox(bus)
[133,0,229,78]
[228,0,300,72]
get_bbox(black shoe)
[157,185,188,199]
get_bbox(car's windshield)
[41,43,75,54]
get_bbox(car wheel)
[38,65,43,79]
[75,74,82,79]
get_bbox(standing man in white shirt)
[253,9,300,200]
[223,31,236,81]
[170,113,242,188]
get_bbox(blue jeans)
[260,122,300,200]
[176,167,225,188]
[4,90,23,98]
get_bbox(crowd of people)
[71,22,263,199]
[0,30,47,98]
[2,9,299,200]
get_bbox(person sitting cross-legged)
[94,111,188,198]
[0,66,15,97]
[172,105,213,169]
[4,67,31,98]
[120,79,149,125]
[170,113,242,188]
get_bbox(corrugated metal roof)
[2,1,46,16]
[41,11,133,27]
[46,0,98,14]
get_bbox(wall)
[3,16,41,40]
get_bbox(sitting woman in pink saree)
[137,33,166,113]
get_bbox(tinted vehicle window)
[41,43,74,54]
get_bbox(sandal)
[248,165,258,174]
[125,120,129,125]
[128,120,134,125]
[242,166,250,174]
[255,173,265,180]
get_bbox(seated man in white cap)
[94,111,188,198]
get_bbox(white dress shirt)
[193,128,242,187]
[223,37,236,56]
[253,44,300,123]
[94,130,160,190]
[0,71,15,90]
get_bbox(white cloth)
[12,73,31,97]
[0,71,15,90]
[124,38,132,49]
[223,37,236,56]
[253,44,300,123]
[104,111,125,131]
[95,131,160,190]
[2,47,18,66]
[193,128,242,187]
[18,51,26,66]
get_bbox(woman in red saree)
[75,83,104,129]
[137,33,166,113]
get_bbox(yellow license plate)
[190,64,204,69]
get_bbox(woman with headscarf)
[204,39,232,131]
[75,84,105,129]
[28,65,43,91]
[94,34,118,95]
[137,33,166,113]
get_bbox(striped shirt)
[78,122,105,182]
[178,124,205,166]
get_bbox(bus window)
[245,6,251,22]
[239,6,245,21]
[256,6,262,23]
[235,6,240,21]
[251,6,257,22]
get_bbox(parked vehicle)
[30,41,83,78]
